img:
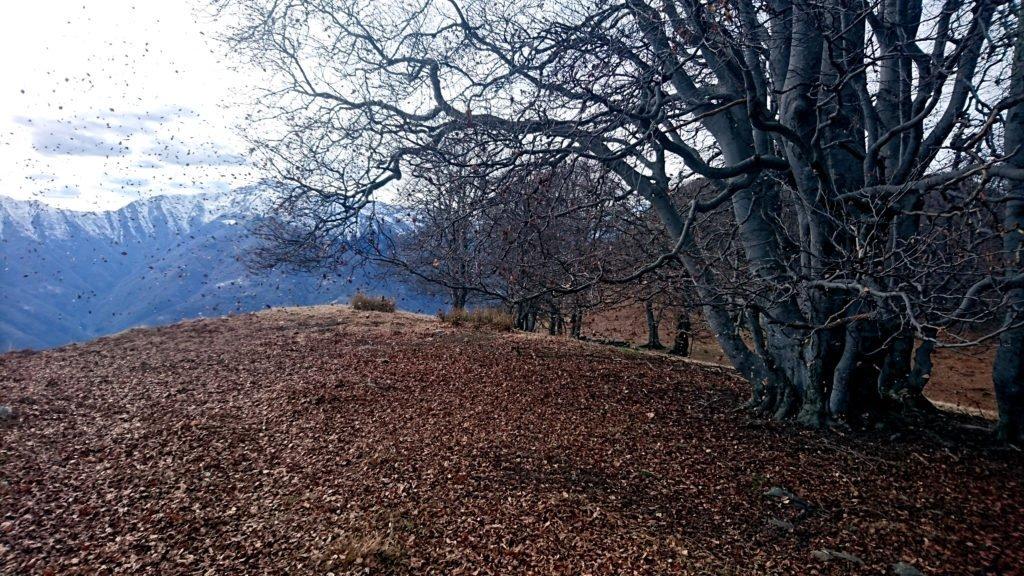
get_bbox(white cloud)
[0,0,257,211]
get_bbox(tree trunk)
[994,184,1024,442]
[642,300,663,349]
[994,314,1024,442]
[831,318,887,424]
[909,331,936,394]
[830,322,859,418]
[569,308,583,339]
[514,301,537,332]
[797,325,842,427]
[994,9,1024,443]
[878,328,913,397]
[876,326,935,413]
[450,287,468,311]
[670,311,691,357]
[745,309,799,419]
[796,290,846,427]
[548,303,563,336]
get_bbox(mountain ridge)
[0,188,435,350]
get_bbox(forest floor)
[1,306,1021,575]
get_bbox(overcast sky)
[0,1,256,211]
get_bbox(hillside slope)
[0,307,1021,574]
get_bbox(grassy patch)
[438,307,515,331]
[350,292,396,313]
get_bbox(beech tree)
[996,7,1024,440]
[596,197,697,352]
[365,153,631,323]
[222,0,1024,438]
[377,145,495,311]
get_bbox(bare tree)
[221,0,1024,437]
[377,144,495,310]
[370,154,634,327]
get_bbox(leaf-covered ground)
[1,306,1021,575]
[585,303,999,416]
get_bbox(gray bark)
[995,12,1024,441]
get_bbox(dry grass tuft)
[438,307,515,331]
[350,292,396,313]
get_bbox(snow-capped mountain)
[0,188,437,350]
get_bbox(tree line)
[219,0,1024,441]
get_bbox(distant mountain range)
[0,187,438,350]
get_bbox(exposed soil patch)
[1,306,1021,574]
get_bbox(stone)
[811,549,864,565]
[892,561,924,576]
